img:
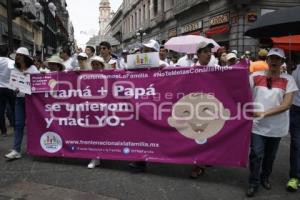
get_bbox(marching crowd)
[0,37,300,198]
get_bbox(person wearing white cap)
[46,55,65,72]
[142,39,169,68]
[5,47,39,161]
[226,53,238,66]
[90,56,105,70]
[246,48,298,197]
[76,52,90,70]
[194,41,216,67]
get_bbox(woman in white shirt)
[246,48,298,197]
[5,47,39,161]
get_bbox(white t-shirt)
[102,56,118,69]
[63,57,74,71]
[13,65,40,97]
[292,64,300,107]
[250,71,298,137]
[119,58,127,69]
[0,57,14,88]
[176,55,194,67]
[162,58,174,67]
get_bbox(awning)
[206,25,230,37]
[182,31,201,36]
[272,35,300,51]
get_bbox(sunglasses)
[266,77,272,89]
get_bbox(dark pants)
[13,98,25,153]
[0,88,15,135]
[289,105,300,179]
[248,133,281,187]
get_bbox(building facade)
[0,0,43,55]
[120,0,300,56]
[0,0,74,57]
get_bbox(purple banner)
[26,63,252,167]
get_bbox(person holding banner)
[190,40,216,178]
[246,48,298,197]
[90,56,105,70]
[5,47,39,161]
[76,53,91,71]
[287,62,300,192]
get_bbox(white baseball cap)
[78,52,88,59]
[142,39,160,52]
[267,48,286,59]
[91,56,105,64]
[16,47,32,59]
[196,41,214,52]
[226,53,237,61]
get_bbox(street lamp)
[136,28,146,43]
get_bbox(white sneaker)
[87,159,100,169]
[5,150,22,160]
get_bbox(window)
[154,0,158,16]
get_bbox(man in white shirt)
[85,46,96,67]
[176,54,194,67]
[59,47,74,71]
[0,48,15,137]
[287,63,300,191]
[159,46,174,66]
[99,41,118,69]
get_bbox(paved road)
[0,130,299,200]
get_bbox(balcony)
[174,0,210,15]
[33,11,45,27]
[23,2,37,20]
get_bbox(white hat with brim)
[267,48,286,59]
[46,55,65,70]
[142,39,160,52]
[226,53,237,61]
[91,56,105,64]
[78,52,88,59]
[15,47,32,60]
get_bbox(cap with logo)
[267,48,285,59]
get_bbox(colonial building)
[87,0,119,52]
[0,0,43,54]
[0,0,74,57]
[120,0,300,56]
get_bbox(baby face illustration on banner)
[168,93,231,144]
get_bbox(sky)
[66,0,123,48]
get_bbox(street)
[0,130,299,200]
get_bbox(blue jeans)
[248,133,281,187]
[289,105,300,179]
[13,98,25,153]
